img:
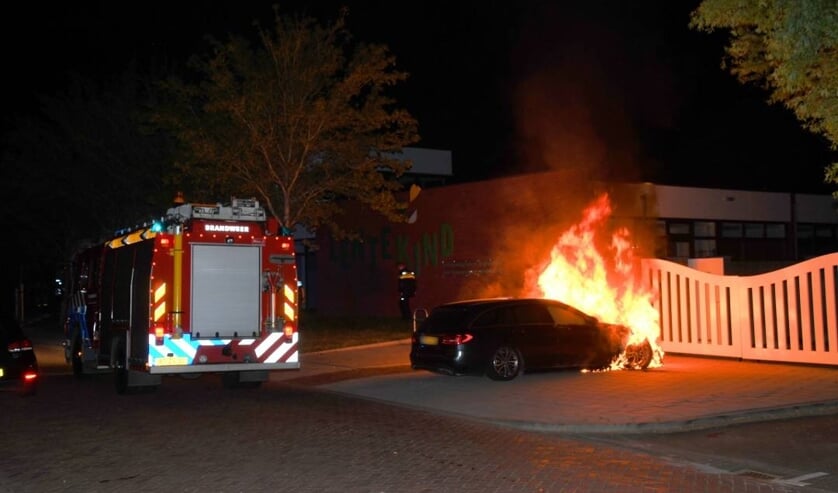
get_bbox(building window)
[721,222,743,238]
[816,225,834,238]
[744,223,764,238]
[693,221,716,237]
[766,223,786,238]
[674,241,690,257]
[797,224,814,239]
[694,239,717,257]
[668,222,690,235]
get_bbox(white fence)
[640,254,838,366]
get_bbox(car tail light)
[440,334,474,345]
[22,369,38,382]
[8,339,34,353]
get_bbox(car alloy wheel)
[487,345,523,381]
[623,340,653,370]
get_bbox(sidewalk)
[272,339,838,434]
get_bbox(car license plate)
[420,335,439,346]
[154,356,188,366]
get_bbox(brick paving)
[0,372,818,493]
[279,339,838,434]
[3,332,837,492]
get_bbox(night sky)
[2,0,835,193]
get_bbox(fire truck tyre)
[623,340,653,370]
[112,339,129,395]
[70,334,83,377]
[222,372,262,389]
[486,345,523,381]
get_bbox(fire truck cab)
[63,197,300,393]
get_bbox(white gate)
[641,254,838,365]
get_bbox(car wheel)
[623,340,653,370]
[486,345,523,381]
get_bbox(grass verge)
[298,312,413,353]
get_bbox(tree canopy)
[0,67,174,313]
[152,6,420,236]
[1,69,173,265]
[689,0,838,190]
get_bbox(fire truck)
[63,197,300,393]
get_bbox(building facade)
[297,166,838,317]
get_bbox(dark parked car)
[0,315,39,395]
[410,297,654,381]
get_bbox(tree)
[152,6,420,236]
[0,68,175,314]
[689,0,838,191]
[1,69,174,256]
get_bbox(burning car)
[410,297,654,381]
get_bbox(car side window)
[472,307,515,328]
[513,304,554,324]
[472,308,498,328]
[547,305,587,326]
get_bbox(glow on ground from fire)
[522,193,664,368]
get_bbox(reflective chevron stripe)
[148,332,299,367]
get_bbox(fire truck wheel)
[486,345,524,381]
[112,339,129,395]
[221,372,262,389]
[70,334,83,377]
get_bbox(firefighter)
[397,263,416,320]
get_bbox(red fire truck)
[63,197,300,393]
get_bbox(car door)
[546,303,601,367]
[510,302,557,369]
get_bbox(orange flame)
[522,193,664,368]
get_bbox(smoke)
[452,170,599,301]
[449,3,683,302]
[504,3,678,183]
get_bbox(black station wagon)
[410,298,654,381]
